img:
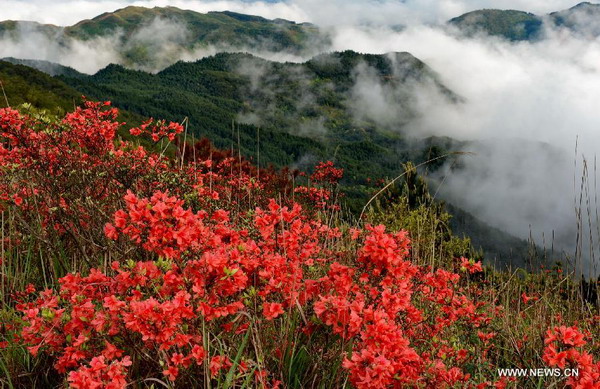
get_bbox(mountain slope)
[446,202,532,269]
[59,50,458,182]
[0,60,81,113]
[3,55,535,271]
[0,60,150,143]
[449,2,600,41]
[0,6,328,71]
[549,2,600,37]
[1,57,84,78]
[0,20,62,38]
[448,9,542,41]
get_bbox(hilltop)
[449,2,600,40]
[448,9,542,41]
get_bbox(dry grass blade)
[357,151,473,224]
[0,79,9,107]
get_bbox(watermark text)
[497,368,579,377]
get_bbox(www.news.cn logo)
[498,368,579,377]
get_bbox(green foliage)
[0,60,80,114]
[367,163,474,267]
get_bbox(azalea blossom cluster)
[0,100,286,264]
[315,225,493,388]
[16,191,500,387]
[293,161,344,211]
[0,101,177,253]
[310,161,344,184]
[543,326,600,388]
[129,118,184,142]
[16,189,340,386]
[2,101,598,388]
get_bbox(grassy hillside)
[0,101,596,388]
[448,9,542,41]
[449,2,600,41]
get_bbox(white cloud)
[329,23,600,268]
[0,22,121,73]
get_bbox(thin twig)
[0,79,9,107]
[357,151,472,224]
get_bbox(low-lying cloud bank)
[334,23,600,274]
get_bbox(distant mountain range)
[0,3,600,74]
[449,2,600,41]
[1,3,598,74]
[0,6,328,70]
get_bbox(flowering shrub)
[310,161,344,184]
[315,225,492,388]
[1,101,598,388]
[0,101,183,272]
[293,161,344,211]
[543,326,600,388]
[15,189,340,386]
[0,100,297,278]
[14,190,504,387]
[129,118,183,142]
[459,257,484,274]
